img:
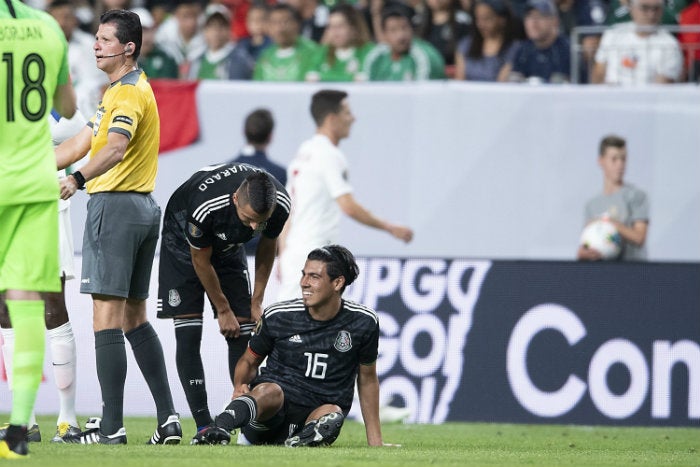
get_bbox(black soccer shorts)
[157,246,252,319]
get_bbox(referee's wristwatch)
[71,171,86,190]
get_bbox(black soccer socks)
[125,322,177,425]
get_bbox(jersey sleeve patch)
[188,222,203,238]
[112,115,133,126]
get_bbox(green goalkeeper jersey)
[364,38,446,81]
[0,0,70,205]
[253,37,320,82]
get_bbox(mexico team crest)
[188,222,203,238]
[334,330,352,352]
[168,289,181,307]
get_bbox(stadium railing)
[570,24,700,84]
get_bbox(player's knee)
[43,293,69,329]
[251,382,284,402]
[0,309,10,328]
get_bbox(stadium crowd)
[32,0,700,86]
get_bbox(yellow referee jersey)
[87,69,159,193]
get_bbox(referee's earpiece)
[125,45,133,54]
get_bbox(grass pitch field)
[3,415,698,467]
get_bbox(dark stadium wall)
[342,259,700,427]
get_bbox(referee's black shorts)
[156,245,252,319]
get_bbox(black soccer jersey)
[162,163,290,265]
[250,299,380,412]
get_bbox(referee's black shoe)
[147,414,182,445]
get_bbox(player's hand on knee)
[217,307,240,338]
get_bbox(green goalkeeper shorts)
[0,201,60,293]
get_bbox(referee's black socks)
[215,395,258,431]
[125,322,176,425]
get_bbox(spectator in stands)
[363,0,419,42]
[454,0,522,81]
[228,108,287,255]
[156,0,207,78]
[416,0,472,70]
[577,135,649,261]
[285,0,330,42]
[592,0,683,84]
[503,0,571,83]
[188,4,253,79]
[132,7,179,79]
[306,4,375,81]
[364,8,446,80]
[605,0,680,26]
[556,0,606,35]
[147,0,172,29]
[48,0,109,113]
[679,0,700,81]
[232,3,273,65]
[254,4,320,81]
[556,0,606,82]
[92,0,132,32]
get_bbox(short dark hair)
[237,171,277,215]
[100,9,142,60]
[47,0,74,11]
[244,108,274,145]
[269,3,302,26]
[599,135,626,156]
[310,89,348,127]
[381,6,411,29]
[307,245,359,294]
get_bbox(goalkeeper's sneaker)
[146,415,182,445]
[284,412,344,448]
[51,423,82,443]
[64,427,127,445]
[0,423,41,442]
[0,426,29,459]
[190,424,230,445]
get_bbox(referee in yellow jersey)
[55,9,181,446]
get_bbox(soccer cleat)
[0,423,41,443]
[284,412,345,448]
[84,417,101,430]
[51,422,82,443]
[64,427,127,445]
[190,424,230,445]
[0,439,28,459]
[0,425,29,459]
[147,414,182,445]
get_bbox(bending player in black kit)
[203,245,386,447]
[157,165,290,443]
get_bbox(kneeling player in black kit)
[157,165,290,443]
[203,245,386,447]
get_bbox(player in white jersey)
[0,109,86,443]
[277,90,413,301]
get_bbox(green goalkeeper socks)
[6,299,45,426]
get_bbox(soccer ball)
[580,219,622,260]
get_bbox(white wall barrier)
[66,82,700,262]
